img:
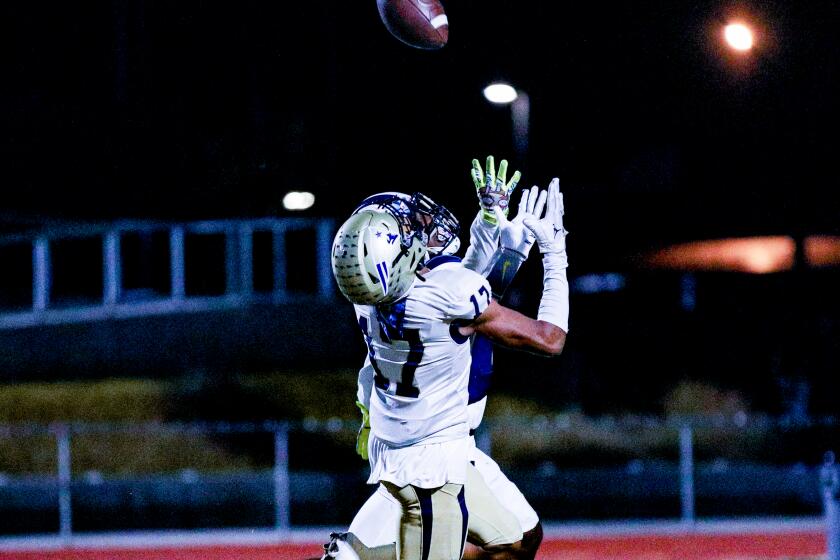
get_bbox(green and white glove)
[355,401,371,461]
[471,155,522,225]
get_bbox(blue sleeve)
[468,333,493,404]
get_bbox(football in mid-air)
[376,0,448,50]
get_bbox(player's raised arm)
[459,178,569,356]
[462,155,522,274]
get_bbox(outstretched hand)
[521,178,567,254]
[471,155,522,225]
[493,185,547,257]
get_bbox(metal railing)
[0,421,293,540]
[0,416,837,543]
[823,452,840,560]
[0,218,335,329]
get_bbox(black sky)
[3,1,839,265]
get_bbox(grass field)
[0,375,799,476]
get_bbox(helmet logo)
[376,261,390,295]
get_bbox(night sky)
[2,1,840,418]
[3,0,839,265]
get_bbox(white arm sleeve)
[461,212,500,276]
[356,356,374,408]
[537,251,570,332]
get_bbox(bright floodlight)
[283,191,315,211]
[483,83,518,104]
[724,23,754,51]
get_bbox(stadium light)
[282,191,315,211]
[724,22,754,51]
[645,237,795,274]
[483,83,518,104]
[483,82,530,166]
[805,235,840,267]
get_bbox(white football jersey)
[354,255,492,447]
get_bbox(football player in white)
[320,158,553,560]
[329,158,569,560]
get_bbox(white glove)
[525,178,570,330]
[492,185,547,258]
[522,178,567,255]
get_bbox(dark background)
[2,0,839,418]
[5,2,839,239]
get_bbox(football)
[376,0,449,50]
